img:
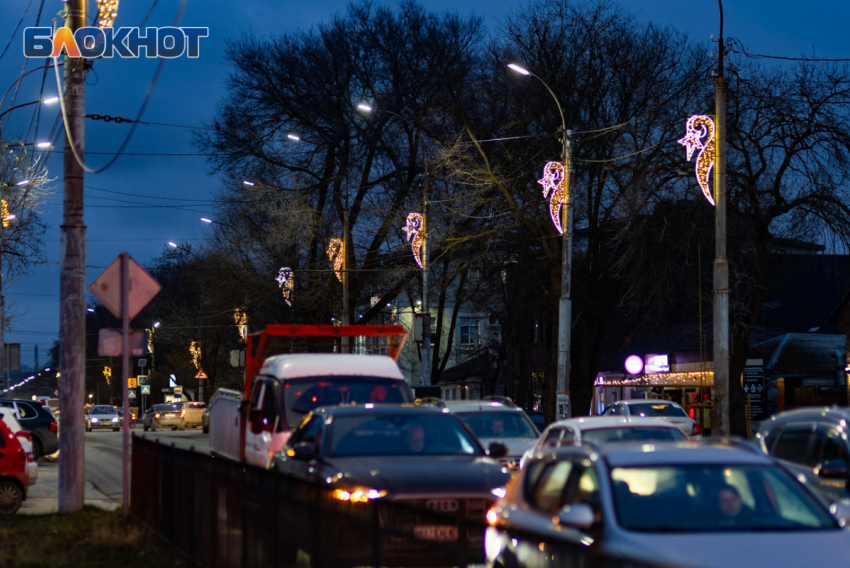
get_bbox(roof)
[312,404,447,417]
[440,354,492,383]
[760,406,850,430]
[259,353,404,380]
[442,400,524,412]
[754,333,845,376]
[548,416,682,431]
[600,441,771,467]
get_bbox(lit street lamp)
[508,62,574,419]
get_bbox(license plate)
[413,525,458,541]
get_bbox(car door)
[808,424,850,503]
[245,379,281,468]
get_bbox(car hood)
[476,437,537,457]
[326,455,511,496]
[607,529,850,568]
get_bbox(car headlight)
[91,417,98,423]
[490,486,507,499]
[332,487,387,503]
[112,416,119,423]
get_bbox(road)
[19,426,211,513]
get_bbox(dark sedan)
[272,404,512,567]
[0,399,58,459]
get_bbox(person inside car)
[717,485,754,520]
[406,425,425,453]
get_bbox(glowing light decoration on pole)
[1,199,10,228]
[403,213,425,268]
[189,341,201,369]
[276,267,294,306]
[327,238,344,282]
[233,308,248,339]
[537,162,567,234]
[678,115,717,206]
[96,0,119,28]
[103,366,111,385]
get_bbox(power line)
[0,0,33,64]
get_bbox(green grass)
[0,506,194,568]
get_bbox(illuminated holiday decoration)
[147,330,153,354]
[678,115,717,206]
[1,199,9,229]
[233,308,248,339]
[327,238,344,282]
[189,341,201,369]
[276,267,294,306]
[103,366,111,385]
[537,162,567,234]
[96,0,119,28]
[403,213,425,268]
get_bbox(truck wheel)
[0,480,23,514]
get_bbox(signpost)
[141,385,150,395]
[128,377,137,389]
[89,252,160,518]
[196,369,207,403]
[743,359,766,425]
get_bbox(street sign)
[89,253,161,320]
[138,359,147,367]
[174,387,183,395]
[98,329,149,357]
[138,375,148,384]
[195,369,208,379]
[743,361,766,422]
[141,385,150,395]
[128,389,137,399]
[128,377,137,389]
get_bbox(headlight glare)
[332,487,387,503]
[91,417,98,423]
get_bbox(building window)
[459,317,479,345]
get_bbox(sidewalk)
[18,455,120,515]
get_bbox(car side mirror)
[556,504,595,530]
[817,459,849,480]
[831,501,850,527]
[488,442,509,459]
[289,442,317,462]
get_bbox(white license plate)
[413,525,458,541]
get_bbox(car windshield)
[582,427,686,445]
[329,414,480,457]
[611,464,837,532]
[91,406,114,415]
[153,404,178,412]
[456,411,537,439]
[627,403,687,418]
[283,377,410,416]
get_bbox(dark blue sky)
[0,0,846,369]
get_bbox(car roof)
[443,401,524,412]
[600,441,772,467]
[260,353,404,381]
[761,406,850,429]
[312,403,446,417]
[548,416,682,430]
[616,399,682,407]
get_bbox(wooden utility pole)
[58,0,87,514]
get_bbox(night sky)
[0,0,846,370]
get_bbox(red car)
[0,416,29,514]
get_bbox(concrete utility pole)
[120,253,130,517]
[713,0,730,436]
[558,129,574,419]
[58,0,87,514]
[342,179,350,351]
[421,161,431,385]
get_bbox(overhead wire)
[0,0,33,64]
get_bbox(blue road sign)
[141,385,151,395]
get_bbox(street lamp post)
[508,63,573,419]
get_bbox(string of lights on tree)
[326,238,344,282]
[96,0,120,28]
[276,267,294,306]
[189,341,201,369]
[403,213,425,268]
[233,308,248,339]
[678,115,717,206]
[537,162,567,234]
[103,366,111,385]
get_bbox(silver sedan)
[86,405,120,432]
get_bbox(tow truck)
[207,324,410,469]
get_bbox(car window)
[455,411,537,439]
[604,406,620,416]
[91,406,113,415]
[762,426,783,453]
[811,425,849,469]
[772,425,813,465]
[288,415,324,451]
[626,403,687,418]
[329,414,479,457]
[582,427,686,445]
[530,461,573,514]
[542,428,563,448]
[569,466,601,511]
[16,402,37,420]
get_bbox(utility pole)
[342,179,350,351]
[120,253,130,517]
[421,160,431,385]
[557,129,574,419]
[58,0,87,514]
[713,0,730,436]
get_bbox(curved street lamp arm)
[529,72,566,134]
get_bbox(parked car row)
[0,407,36,514]
[0,398,58,460]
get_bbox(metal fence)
[131,436,680,568]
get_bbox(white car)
[0,407,37,486]
[519,415,687,469]
[444,399,538,468]
[486,440,850,568]
[602,399,702,438]
[85,405,121,432]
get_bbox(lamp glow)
[87,308,95,312]
[678,115,717,206]
[327,238,344,282]
[276,267,294,306]
[357,103,373,112]
[1,200,9,228]
[200,217,212,223]
[167,241,178,248]
[153,321,161,328]
[403,213,425,268]
[16,179,30,186]
[538,162,567,234]
[233,309,247,339]
[96,0,119,28]
[42,97,59,105]
[624,355,644,375]
[287,134,301,141]
[242,180,255,186]
[507,63,531,76]
[36,141,51,149]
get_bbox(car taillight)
[155,412,161,419]
[691,422,703,436]
[180,409,186,418]
[26,452,33,463]
[486,506,499,526]
[49,421,58,433]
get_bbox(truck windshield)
[283,377,410,416]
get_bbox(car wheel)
[143,424,149,432]
[151,424,157,432]
[178,426,185,432]
[0,480,23,514]
[113,427,120,432]
[202,423,208,434]
[32,438,43,461]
